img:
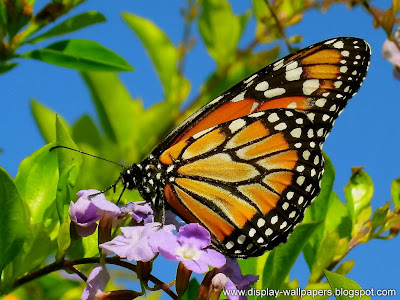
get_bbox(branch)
[11,257,177,300]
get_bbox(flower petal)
[177,224,211,249]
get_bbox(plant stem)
[12,257,177,299]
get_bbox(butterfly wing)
[152,37,371,158]
[160,109,323,258]
[142,37,371,258]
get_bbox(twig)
[12,257,178,300]
[263,0,293,52]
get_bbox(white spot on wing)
[231,91,246,102]
[264,88,286,98]
[303,79,320,95]
[255,81,269,91]
[229,118,246,133]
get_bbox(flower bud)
[208,273,227,300]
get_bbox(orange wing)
[151,37,371,158]
[160,109,323,258]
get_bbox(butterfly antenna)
[50,145,125,168]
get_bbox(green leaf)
[15,144,58,224]
[199,0,248,68]
[391,177,400,208]
[309,232,348,283]
[325,270,372,300]
[371,202,390,233]
[31,100,69,143]
[325,192,351,237]
[262,222,322,292]
[10,223,53,280]
[182,278,200,300]
[55,116,82,222]
[21,39,133,72]
[25,11,106,44]
[123,12,190,103]
[56,220,71,260]
[81,71,136,156]
[0,62,18,74]
[344,169,373,223]
[0,167,28,273]
[0,0,7,34]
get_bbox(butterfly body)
[117,37,371,258]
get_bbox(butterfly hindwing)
[159,109,323,258]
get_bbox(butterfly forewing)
[134,37,371,258]
[152,37,371,157]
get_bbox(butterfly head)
[120,164,143,191]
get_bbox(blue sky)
[1,0,399,297]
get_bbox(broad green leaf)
[182,278,200,300]
[56,220,71,260]
[199,0,249,68]
[81,71,136,158]
[72,114,102,149]
[15,144,58,224]
[0,167,28,273]
[303,153,336,270]
[26,11,106,44]
[324,270,372,300]
[0,62,18,74]
[55,116,82,222]
[344,169,373,223]
[391,177,400,207]
[325,192,351,237]
[22,39,133,72]
[123,12,190,103]
[309,232,348,283]
[262,222,322,293]
[10,223,52,280]
[31,100,69,143]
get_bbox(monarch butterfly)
[85,37,372,258]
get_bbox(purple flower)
[69,190,121,237]
[382,27,400,80]
[165,210,185,230]
[81,264,110,300]
[149,224,226,273]
[121,201,154,224]
[100,223,175,262]
[217,258,259,300]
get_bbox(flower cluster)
[70,190,258,299]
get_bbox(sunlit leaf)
[15,144,58,224]
[262,222,322,290]
[22,39,133,72]
[123,12,190,103]
[325,270,372,300]
[344,169,373,224]
[0,62,18,74]
[55,116,82,222]
[26,11,106,44]
[31,100,70,143]
[391,177,400,208]
[0,167,28,273]
[199,0,249,68]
